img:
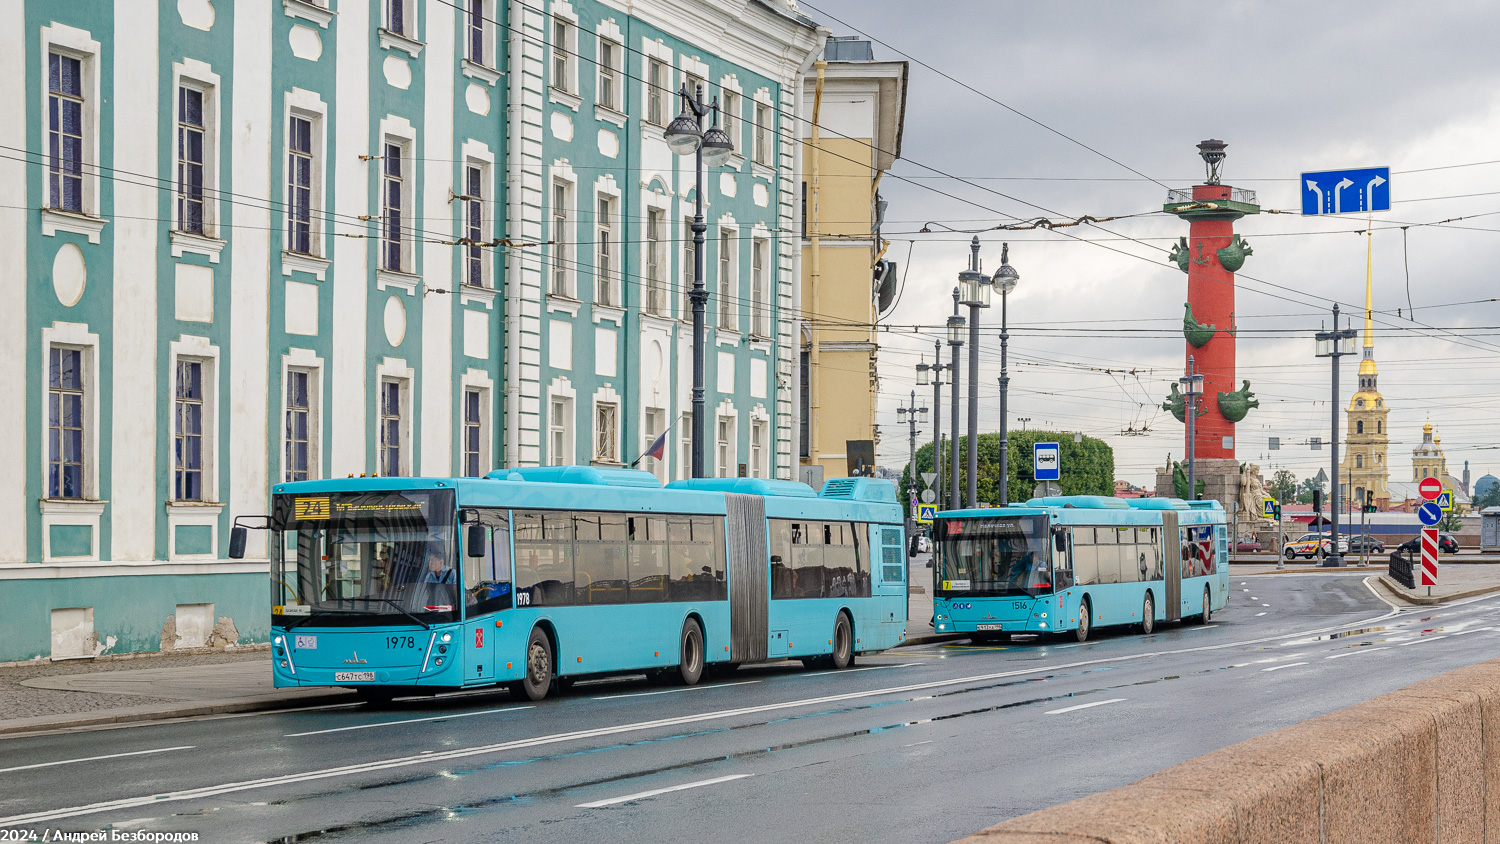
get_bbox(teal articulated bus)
[932,496,1228,642]
[230,468,907,701]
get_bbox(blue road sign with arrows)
[1302,167,1390,215]
[1418,502,1443,527]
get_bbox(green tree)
[1438,512,1464,532]
[1473,486,1500,511]
[900,430,1114,518]
[1268,469,1298,504]
[1296,476,1326,504]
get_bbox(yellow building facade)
[797,38,907,484]
[1339,273,1391,508]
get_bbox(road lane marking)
[1262,604,1271,607]
[1045,698,1125,715]
[1326,647,1389,660]
[1398,635,1449,647]
[1263,662,1309,672]
[576,774,752,808]
[284,705,534,737]
[1255,612,1268,617]
[4,599,1414,826]
[801,663,921,678]
[0,746,195,774]
[590,681,760,701]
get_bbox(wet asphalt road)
[3,573,1499,843]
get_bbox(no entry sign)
[1419,477,1443,501]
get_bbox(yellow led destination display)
[293,496,331,520]
[289,495,423,522]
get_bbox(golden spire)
[1359,219,1378,377]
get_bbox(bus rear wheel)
[1075,599,1092,643]
[829,613,854,670]
[1140,593,1155,635]
[512,628,553,701]
[1198,587,1213,625]
[676,618,704,686]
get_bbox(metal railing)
[1166,187,1258,205]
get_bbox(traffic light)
[1364,491,1376,514]
[1312,489,1322,513]
[1273,503,1282,519]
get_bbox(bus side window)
[792,521,826,599]
[769,519,794,599]
[1072,528,1098,586]
[465,510,513,614]
[628,516,669,603]
[1053,529,1074,589]
[514,511,575,606]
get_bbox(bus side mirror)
[465,524,487,558]
[228,527,247,559]
[1053,529,1067,553]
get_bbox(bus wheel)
[1198,587,1212,625]
[1140,593,1155,635]
[512,628,553,702]
[830,613,854,670]
[676,619,705,686]
[1075,599,1092,643]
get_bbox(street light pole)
[948,291,964,509]
[664,83,735,478]
[992,244,1019,505]
[1315,303,1360,566]
[1180,357,1203,500]
[897,391,929,536]
[918,344,947,509]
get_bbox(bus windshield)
[270,489,458,625]
[934,515,1052,597]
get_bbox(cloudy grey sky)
[798,0,1500,490]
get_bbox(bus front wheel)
[676,618,705,686]
[512,628,553,702]
[1140,593,1155,635]
[1075,599,1092,643]
[830,613,854,670]
[1198,587,1213,625]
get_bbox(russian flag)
[644,430,668,461]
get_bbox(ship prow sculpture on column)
[1154,140,1263,513]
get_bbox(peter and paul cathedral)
[1339,266,1391,510]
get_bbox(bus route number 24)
[387,635,417,649]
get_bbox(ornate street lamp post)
[1180,358,1204,500]
[947,300,964,509]
[664,83,734,478]
[992,244,1019,504]
[957,238,992,509]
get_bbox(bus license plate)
[334,672,375,682]
[976,624,1003,631]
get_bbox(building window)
[287,115,314,254]
[751,237,769,337]
[48,347,85,499]
[285,369,311,482]
[717,229,735,330]
[596,195,615,306]
[379,378,404,476]
[551,179,572,296]
[551,17,573,94]
[1355,453,1364,469]
[646,207,667,315]
[754,101,772,166]
[382,141,407,271]
[685,73,705,103]
[48,52,85,213]
[721,89,737,141]
[385,0,412,37]
[643,408,665,480]
[464,164,486,287]
[1377,453,1383,466]
[1378,421,1383,434]
[750,418,767,478]
[1356,420,1364,434]
[549,396,572,466]
[174,360,206,501]
[597,40,620,110]
[1356,398,1365,409]
[716,416,734,478]
[463,388,483,477]
[799,350,809,458]
[177,85,207,234]
[679,412,693,480]
[681,215,696,319]
[595,402,619,463]
[647,59,667,125]
[467,0,486,65]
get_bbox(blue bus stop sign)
[1034,442,1060,481]
[1418,502,1442,527]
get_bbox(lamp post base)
[1321,553,1346,568]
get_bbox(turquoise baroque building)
[0,0,823,661]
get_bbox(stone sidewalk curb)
[1369,575,1500,607]
[0,691,354,738]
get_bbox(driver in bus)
[424,550,457,585]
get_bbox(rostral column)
[1160,140,1260,504]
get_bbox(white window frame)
[460,368,493,477]
[717,75,743,156]
[717,225,738,331]
[715,405,738,479]
[464,0,496,68]
[645,204,667,316]
[40,24,105,242]
[167,335,221,504]
[375,359,414,477]
[750,233,770,338]
[172,61,220,239]
[384,0,417,39]
[547,378,576,466]
[678,411,693,481]
[597,37,621,112]
[283,89,330,272]
[39,323,101,502]
[549,161,578,298]
[752,90,775,170]
[594,189,618,307]
[378,117,417,277]
[549,4,580,102]
[461,140,495,288]
[594,401,619,464]
[749,412,769,479]
[646,57,668,126]
[642,407,666,481]
[281,348,323,483]
[680,213,697,321]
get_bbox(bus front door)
[1162,511,1182,622]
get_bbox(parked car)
[1282,532,1349,560]
[1397,533,1460,555]
[1346,535,1386,553]
[1234,536,1262,553]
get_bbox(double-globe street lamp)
[664,83,735,478]
[993,245,1019,504]
[956,238,1020,508]
[947,294,965,509]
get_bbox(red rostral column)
[1164,140,1260,464]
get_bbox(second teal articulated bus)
[232,468,908,701]
[931,495,1228,642]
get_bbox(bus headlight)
[435,657,444,666]
[1040,613,1048,618]
[441,632,453,643]
[438,644,448,654]
[274,635,284,646]
[279,660,288,668]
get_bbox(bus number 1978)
[387,635,417,649]
[515,591,531,606]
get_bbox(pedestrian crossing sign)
[1261,498,1276,518]
[1437,490,1453,512]
[917,504,936,524]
